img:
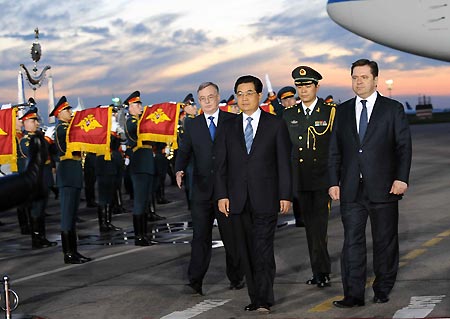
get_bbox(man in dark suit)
[328,59,412,308]
[215,75,292,313]
[175,82,243,296]
[283,66,336,288]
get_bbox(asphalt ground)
[0,122,449,319]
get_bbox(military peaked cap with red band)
[277,86,296,100]
[20,107,39,121]
[49,96,71,117]
[124,91,142,106]
[182,93,195,105]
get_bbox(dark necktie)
[244,117,253,154]
[305,108,311,119]
[359,100,368,142]
[208,116,216,141]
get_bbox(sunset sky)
[1,0,450,113]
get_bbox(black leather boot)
[97,206,109,233]
[133,214,152,246]
[61,231,84,264]
[69,229,92,263]
[105,205,122,231]
[17,206,31,235]
[31,216,57,249]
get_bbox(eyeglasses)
[236,90,257,98]
[198,95,217,103]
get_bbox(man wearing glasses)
[215,75,292,313]
[175,82,243,296]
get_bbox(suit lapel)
[348,97,360,145]
[250,110,267,155]
[236,113,247,153]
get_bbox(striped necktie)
[244,117,253,154]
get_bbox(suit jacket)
[175,110,236,201]
[215,109,292,215]
[328,93,412,203]
[283,98,336,191]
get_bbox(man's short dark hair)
[197,82,219,93]
[351,59,379,77]
[234,75,263,94]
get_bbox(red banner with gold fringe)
[137,102,180,149]
[66,107,112,160]
[0,108,18,172]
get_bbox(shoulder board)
[324,102,337,107]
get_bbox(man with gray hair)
[175,82,243,296]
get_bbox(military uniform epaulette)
[284,105,296,110]
[323,101,337,107]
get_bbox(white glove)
[121,144,127,152]
[124,157,130,166]
[45,126,56,140]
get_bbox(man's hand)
[176,171,184,189]
[279,200,291,214]
[390,180,408,195]
[218,198,230,217]
[329,186,340,201]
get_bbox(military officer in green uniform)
[52,96,92,264]
[18,108,57,249]
[124,91,155,246]
[283,66,336,288]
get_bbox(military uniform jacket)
[125,115,155,175]
[283,98,336,191]
[55,120,83,188]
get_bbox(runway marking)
[401,248,427,260]
[307,296,341,312]
[160,299,230,319]
[422,237,443,247]
[309,229,449,314]
[12,247,149,284]
[438,229,450,237]
[393,295,445,318]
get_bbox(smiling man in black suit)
[215,75,292,313]
[329,59,412,308]
[175,82,243,296]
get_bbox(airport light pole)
[385,79,394,98]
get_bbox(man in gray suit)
[328,59,412,308]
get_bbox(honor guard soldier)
[283,66,336,288]
[95,105,122,233]
[124,91,156,246]
[15,113,31,234]
[18,108,57,249]
[52,96,92,264]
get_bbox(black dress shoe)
[373,295,389,303]
[229,280,245,290]
[306,275,317,285]
[295,220,305,227]
[316,273,331,288]
[244,303,257,311]
[185,283,204,296]
[333,297,365,308]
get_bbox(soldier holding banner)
[52,96,92,264]
[124,91,155,246]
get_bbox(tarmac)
[0,122,449,319]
